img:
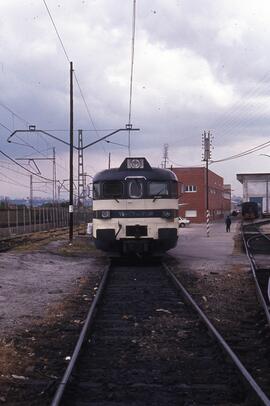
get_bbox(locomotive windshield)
[103,181,123,198]
[148,181,169,197]
[93,178,178,199]
[93,183,101,199]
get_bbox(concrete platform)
[169,220,248,273]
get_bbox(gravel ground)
[0,237,107,335]
[0,234,107,405]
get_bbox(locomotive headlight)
[161,210,173,219]
[101,210,111,219]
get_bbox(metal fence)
[0,207,92,237]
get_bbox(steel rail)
[51,265,110,406]
[255,229,270,243]
[0,228,73,252]
[242,225,270,325]
[163,262,270,406]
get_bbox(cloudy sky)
[1,0,270,199]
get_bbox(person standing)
[225,215,231,232]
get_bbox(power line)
[212,70,270,130]
[0,160,68,197]
[42,0,70,63]
[0,148,53,182]
[128,0,136,156]
[0,162,34,178]
[73,72,106,153]
[211,139,270,164]
[0,101,29,126]
[73,73,98,135]
[213,101,270,141]
[208,71,270,150]
[168,158,184,167]
[42,0,104,151]
[0,173,30,189]
[8,131,69,176]
[0,122,11,132]
[0,105,56,161]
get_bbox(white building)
[237,173,270,214]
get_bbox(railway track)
[51,260,270,406]
[0,227,79,252]
[242,220,270,324]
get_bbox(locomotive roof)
[93,167,178,182]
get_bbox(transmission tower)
[77,129,85,207]
[161,143,169,168]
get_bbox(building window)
[185,185,197,192]
[185,210,197,218]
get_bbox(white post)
[206,209,210,238]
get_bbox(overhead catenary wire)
[0,101,30,126]
[0,122,11,132]
[42,128,117,132]
[42,0,106,153]
[73,72,100,138]
[128,0,136,156]
[0,97,70,178]
[0,162,37,178]
[0,161,74,198]
[7,132,69,176]
[0,93,52,156]
[42,0,70,63]
[0,173,30,189]
[0,103,64,170]
[0,148,53,182]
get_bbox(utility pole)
[30,175,33,208]
[69,61,74,243]
[52,147,56,205]
[202,131,212,237]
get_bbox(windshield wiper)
[153,189,166,202]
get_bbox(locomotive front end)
[92,157,179,255]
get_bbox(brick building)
[172,167,231,223]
